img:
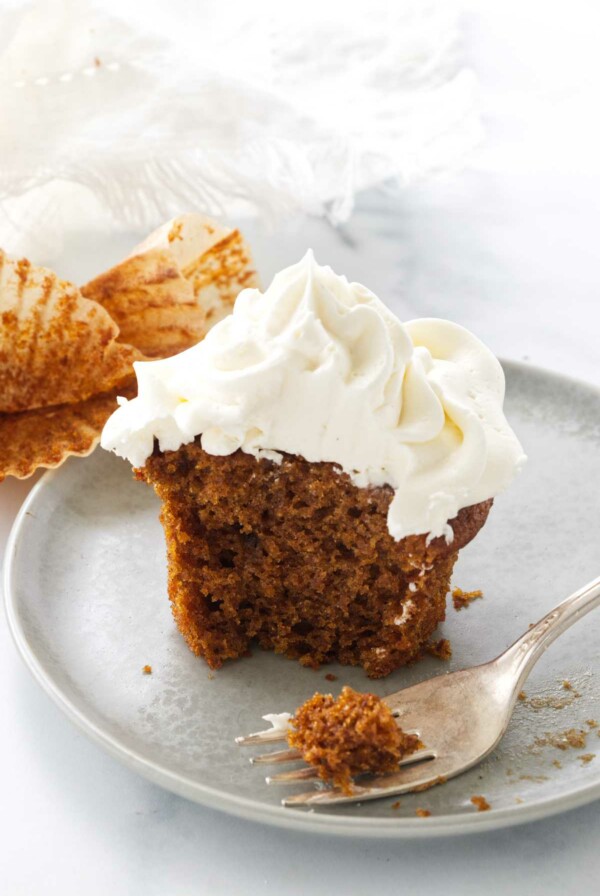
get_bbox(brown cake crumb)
[518,691,527,702]
[470,795,491,811]
[526,694,578,711]
[579,753,595,764]
[391,800,402,810]
[586,719,598,729]
[552,759,562,769]
[142,664,152,674]
[519,774,549,783]
[413,775,447,793]
[559,680,581,697]
[287,686,419,795]
[324,673,338,682]
[415,808,431,817]
[425,638,452,661]
[535,728,587,751]
[140,442,492,677]
[452,587,483,611]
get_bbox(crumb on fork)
[525,693,579,711]
[415,808,431,818]
[287,686,419,795]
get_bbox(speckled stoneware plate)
[4,361,600,838]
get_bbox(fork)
[236,575,600,807]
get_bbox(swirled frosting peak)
[101,251,525,540]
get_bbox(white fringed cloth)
[0,0,480,253]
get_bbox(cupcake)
[102,252,525,677]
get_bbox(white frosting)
[393,598,416,627]
[101,251,525,540]
[262,712,293,731]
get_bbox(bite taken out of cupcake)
[101,251,525,678]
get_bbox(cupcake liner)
[82,214,259,359]
[0,250,139,414]
[0,386,135,482]
[0,212,256,481]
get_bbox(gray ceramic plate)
[4,361,600,838]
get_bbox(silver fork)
[236,575,600,807]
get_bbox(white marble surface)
[2,4,600,894]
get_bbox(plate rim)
[4,359,600,839]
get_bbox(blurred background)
[1,0,599,385]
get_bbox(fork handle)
[499,575,600,685]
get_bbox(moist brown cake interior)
[138,438,492,678]
[288,686,420,794]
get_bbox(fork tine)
[258,746,435,781]
[274,750,435,784]
[250,748,302,765]
[282,759,446,807]
[236,724,421,749]
[398,747,435,767]
[235,729,288,746]
[255,745,434,772]
[267,766,317,784]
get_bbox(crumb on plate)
[452,587,484,611]
[579,753,595,764]
[526,694,579,710]
[470,795,491,812]
[425,638,452,661]
[535,728,587,751]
